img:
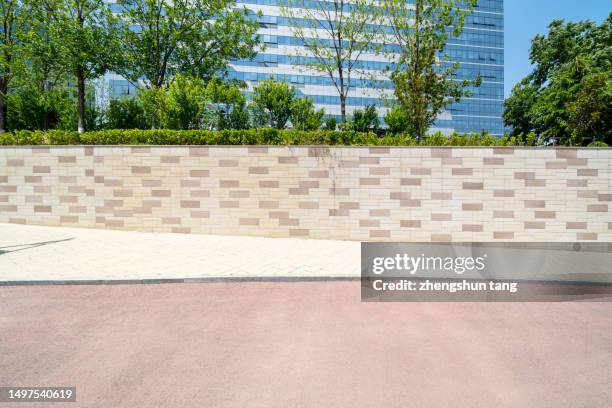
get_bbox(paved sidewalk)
[0,223,360,282]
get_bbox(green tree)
[291,97,324,131]
[117,0,261,89]
[252,79,296,129]
[105,98,147,129]
[324,116,337,131]
[351,104,379,132]
[36,0,121,133]
[281,0,383,123]
[504,15,611,145]
[384,105,410,134]
[0,0,29,132]
[383,0,478,140]
[205,79,250,130]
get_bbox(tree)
[351,104,378,132]
[291,97,324,131]
[37,0,121,133]
[105,98,147,129]
[117,0,261,89]
[281,0,384,123]
[0,0,28,133]
[384,105,410,134]
[383,0,478,140]
[252,79,296,129]
[205,78,250,130]
[504,14,611,145]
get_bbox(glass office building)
[106,0,504,135]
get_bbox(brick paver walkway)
[0,223,360,282]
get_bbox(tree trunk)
[76,69,86,134]
[0,78,7,133]
[340,94,346,124]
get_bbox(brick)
[360,219,380,228]
[370,230,391,238]
[400,178,421,186]
[400,220,421,228]
[452,168,473,175]
[229,190,249,198]
[462,203,483,211]
[339,202,360,210]
[180,200,200,208]
[359,157,380,165]
[113,189,133,197]
[577,169,597,177]
[598,194,612,202]
[369,147,389,154]
[161,156,180,163]
[152,190,171,197]
[431,192,452,200]
[299,201,319,209]
[7,159,24,166]
[525,200,545,208]
[131,166,150,174]
[248,147,268,153]
[587,205,608,212]
[309,170,329,178]
[463,182,483,190]
[0,185,16,193]
[484,157,504,165]
[0,205,17,212]
[289,229,309,237]
[279,157,299,164]
[577,233,597,241]
[190,190,210,198]
[515,172,534,180]
[370,209,390,217]
[34,205,52,213]
[191,211,210,218]
[330,187,350,196]
[289,188,309,195]
[189,147,209,156]
[240,218,259,226]
[60,195,78,203]
[567,179,588,187]
[494,211,514,218]
[26,196,42,203]
[556,149,577,159]
[260,180,279,188]
[59,156,77,163]
[525,179,546,187]
[535,211,556,219]
[577,190,597,198]
[360,178,380,186]
[181,179,200,188]
[566,222,587,230]
[431,149,452,158]
[220,180,239,188]
[269,211,289,219]
[369,167,390,176]
[259,200,279,209]
[219,159,239,167]
[494,232,514,240]
[410,167,431,175]
[249,167,269,175]
[299,180,319,188]
[60,216,79,223]
[546,161,567,169]
[431,234,452,242]
[525,221,546,229]
[329,209,349,216]
[400,199,421,207]
[432,213,452,221]
[566,158,588,166]
[162,217,181,224]
[493,148,514,155]
[220,200,239,208]
[33,166,50,174]
[462,224,483,232]
[24,176,42,183]
[143,179,162,187]
[279,218,299,226]
[190,170,210,177]
[391,192,411,200]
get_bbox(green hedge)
[0,129,608,147]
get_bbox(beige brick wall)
[1,146,610,241]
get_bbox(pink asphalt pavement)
[1,282,611,408]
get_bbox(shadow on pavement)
[0,238,75,255]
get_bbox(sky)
[504,0,610,97]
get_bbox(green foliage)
[291,98,324,131]
[252,79,296,129]
[36,0,123,132]
[383,105,410,134]
[324,116,337,131]
[383,0,478,140]
[105,98,147,130]
[205,79,250,130]
[3,129,591,147]
[504,14,612,146]
[351,105,379,132]
[281,0,384,122]
[7,87,72,131]
[117,0,261,88]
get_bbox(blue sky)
[504,0,610,97]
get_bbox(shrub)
[351,105,379,132]
[324,116,337,131]
[105,98,147,130]
[291,98,324,131]
[383,106,410,135]
[0,129,609,147]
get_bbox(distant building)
[105,0,505,135]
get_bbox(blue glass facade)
[106,0,504,135]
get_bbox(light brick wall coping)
[1,146,610,241]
